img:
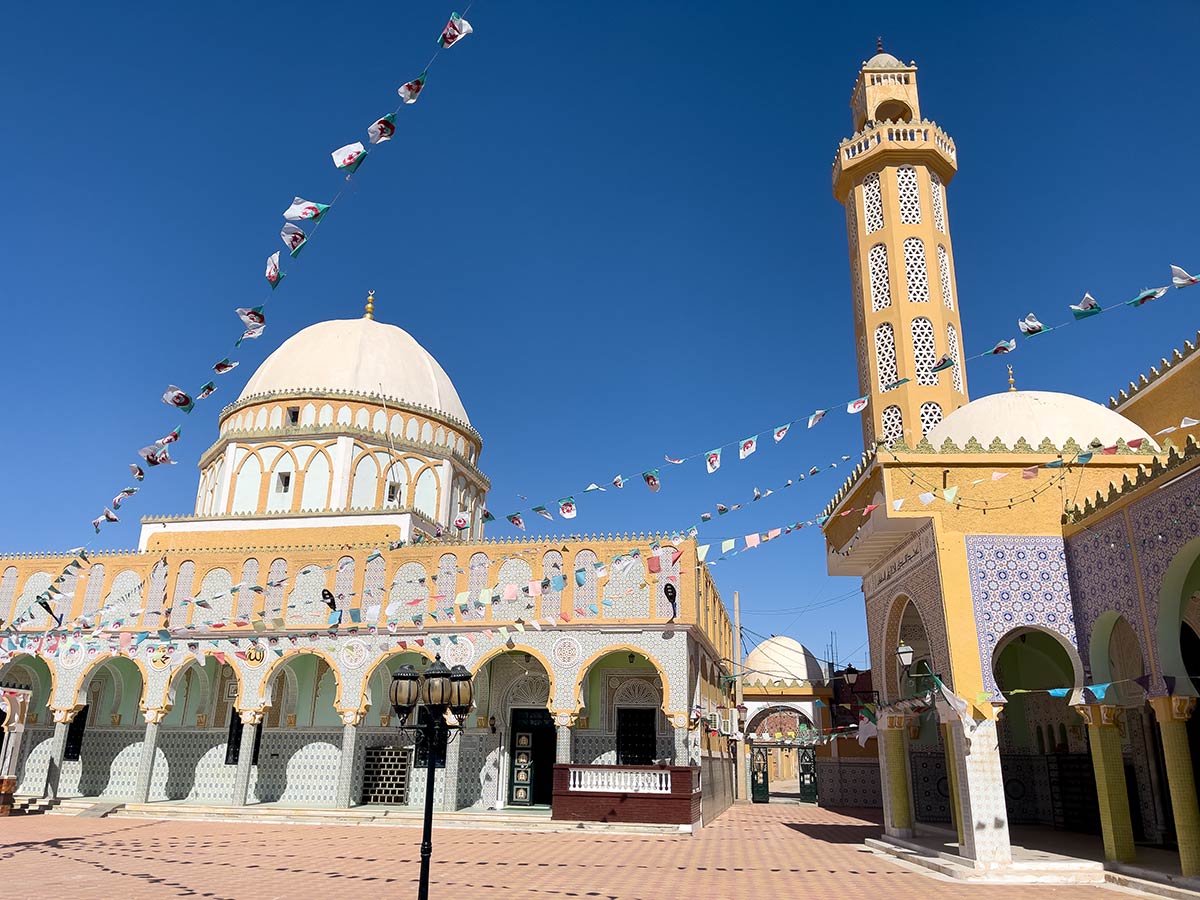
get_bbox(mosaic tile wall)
[965,534,1078,695]
[252,729,341,805]
[352,728,444,810]
[153,730,235,803]
[457,731,502,810]
[996,752,1054,826]
[815,759,882,808]
[14,726,54,795]
[909,751,951,823]
[572,728,677,765]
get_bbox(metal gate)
[751,747,770,803]
[798,747,817,803]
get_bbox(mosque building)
[0,298,736,828]
[822,45,1200,878]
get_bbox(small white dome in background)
[238,317,471,425]
[743,636,826,685]
[864,51,905,69]
[925,390,1155,450]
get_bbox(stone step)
[864,837,1106,884]
[112,803,690,834]
[5,797,59,816]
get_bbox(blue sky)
[3,2,1198,669]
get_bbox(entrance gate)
[797,747,817,803]
[751,747,770,803]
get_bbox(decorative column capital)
[1074,703,1121,727]
[51,705,84,724]
[339,708,366,727]
[239,708,265,726]
[879,711,908,731]
[552,710,577,728]
[1149,695,1196,724]
[142,706,171,725]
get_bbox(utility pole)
[734,590,749,802]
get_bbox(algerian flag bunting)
[162,385,194,413]
[931,352,955,373]
[367,114,396,144]
[197,381,217,400]
[282,197,330,222]
[533,505,553,521]
[281,223,307,258]
[438,12,472,48]
[265,251,284,289]
[398,71,427,104]
[738,436,757,460]
[558,497,577,519]
[331,142,367,176]
[236,306,265,329]
[1128,286,1169,307]
[989,339,1016,355]
[808,409,827,428]
[155,427,181,446]
[130,463,145,481]
[213,358,238,375]
[1069,292,1101,319]
[1172,265,1199,288]
[507,513,525,531]
[705,448,721,474]
[846,396,868,414]
[773,423,790,443]
[642,469,661,493]
[236,326,264,346]
[452,512,470,530]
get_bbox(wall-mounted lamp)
[488,715,497,734]
[628,652,636,664]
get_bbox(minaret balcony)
[832,120,957,200]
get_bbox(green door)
[798,747,817,803]
[751,747,770,803]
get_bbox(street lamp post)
[389,656,475,900]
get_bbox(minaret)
[834,43,967,451]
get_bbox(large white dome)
[238,317,471,425]
[926,390,1154,449]
[744,636,825,685]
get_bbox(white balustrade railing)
[567,766,672,794]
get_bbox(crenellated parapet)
[1066,435,1200,523]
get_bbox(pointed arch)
[572,646,672,716]
[254,648,344,709]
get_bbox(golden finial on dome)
[364,290,375,320]
[1008,365,1016,392]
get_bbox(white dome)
[926,391,1154,449]
[744,636,825,685]
[864,51,904,69]
[238,317,471,425]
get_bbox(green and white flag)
[282,197,329,222]
[367,114,396,144]
[162,385,194,413]
[438,12,472,48]
[197,381,217,400]
[558,497,577,519]
[331,142,367,175]
[213,358,238,375]
[236,306,265,329]
[281,224,306,257]
[265,251,284,289]
[398,71,427,104]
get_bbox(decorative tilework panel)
[169,562,195,630]
[815,759,882,808]
[572,550,598,619]
[252,729,341,805]
[154,729,235,803]
[965,535,1077,694]
[494,558,532,623]
[541,551,565,619]
[910,751,951,823]
[14,727,54,795]
[435,554,459,620]
[604,557,649,619]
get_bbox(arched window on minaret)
[937,245,954,309]
[930,171,946,233]
[903,237,929,303]
[868,244,891,311]
[947,323,963,394]
[911,317,937,385]
[863,173,884,233]
[874,322,898,392]
[881,405,903,446]
[896,166,921,224]
[919,401,943,435]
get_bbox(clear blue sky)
[3,2,1198,669]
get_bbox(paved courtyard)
[0,804,1116,900]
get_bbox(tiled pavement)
[0,804,1117,900]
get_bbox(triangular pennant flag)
[943,486,958,503]
[236,306,265,330]
[1069,292,1102,319]
[213,358,238,375]
[773,423,790,443]
[931,352,955,373]
[583,483,606,492]
[1018,312,1049,336]
[991,471,1008,480]
[1172,265,1199,288]
[918,491,935,505]
[281,223,307,257]
[738,436,757,460]
[642,469,660,492]
[892,499,905,511]
[846,396,868,414]
[438,12,472,48]
[265,251,284,289]
[507,512,525,531]
[282,197,330,222]
[1022,465,1039,479]
[558,497,577,519]
[1128,286,1169,307]
[989,338,1016,355]
[399,71,427,104]
[533,505,553,521]
[808,409,827,428]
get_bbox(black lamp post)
[389,656,475,900]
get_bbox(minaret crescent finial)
[877,36,883,53]
[365,290,375,320]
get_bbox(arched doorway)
[2,654,55,796]
[473,649,555,808]
[745,705,817,802]
[252,651,343,806]
[993,627,1097,844]
[73,656,146,799]
[356,650,437,809]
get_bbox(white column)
[133,708,169,804]
[438,459,454,526]
[215,445,237,515]
[556,725,572,763]
[335,712,362,808]
[942,710,1012,867]
[330,436,354,510]
[231,709,263,806]
[45,708,80,800]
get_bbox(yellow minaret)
[834,42,967,451]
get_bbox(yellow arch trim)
[572,644,672,717]
[252,646,343,710]
[472,645,558,709]
[73,652,150,711]
[0,652,59,711]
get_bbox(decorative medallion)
[242,644,267,668]
[552,636,582,667]
[148,645,174,670]
[58,644,84,670]
[339,638,369,670]
[444,636,474,667]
